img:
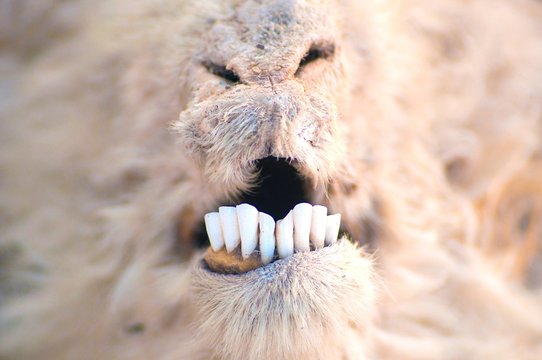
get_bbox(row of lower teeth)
[204,203,341,265]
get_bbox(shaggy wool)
[1,0,542,359]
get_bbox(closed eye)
[296,42,335,76]
[202,61,240,83]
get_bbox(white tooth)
[325,214,341,246]
[276,210,294,259]
[204,212,224,251]
[259,212,276,265]
[219,206,240,253]
[293,203,312,252]
[310,205,327,249]
[236,203,259,259]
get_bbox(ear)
[190,239,379,360]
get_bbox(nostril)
[295,42,336,76]
[202,61,241,84]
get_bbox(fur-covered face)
[2,0,542,359]
[174,0,376,240]
[178,0,344,188]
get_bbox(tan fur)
[193,240,377,360]
[1,0,542,359]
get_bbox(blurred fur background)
[1,0,542,359]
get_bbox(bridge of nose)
[204,0,332,86]
[230,47,303,86]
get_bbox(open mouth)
[193,157,343,274]
[234,157,311,221]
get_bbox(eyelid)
[296,42,336,75]
[202,61,240,83]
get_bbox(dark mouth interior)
[194,157,310,249]
[238,157,310,220]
